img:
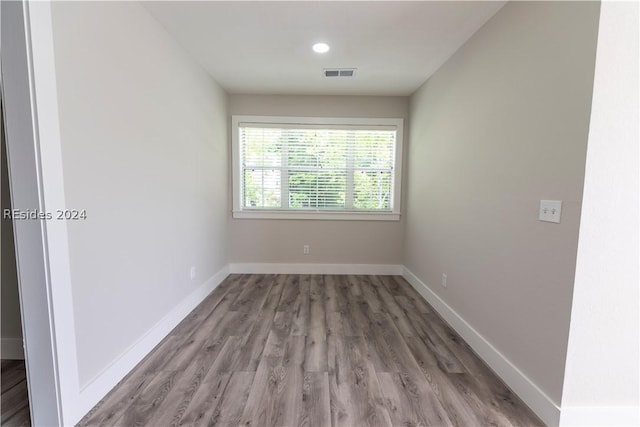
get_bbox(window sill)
[232,210,400,221]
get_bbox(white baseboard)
[229,262,403,275]
[1,338,25,360]
[70,265,230,424]
[559,406,640,426]
[402,267,560,427]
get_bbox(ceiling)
[142,1,506,96]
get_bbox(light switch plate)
[539,200,562,223]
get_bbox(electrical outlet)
[190,266,196,280]
[303,245,310,255]
[442,273,448,288]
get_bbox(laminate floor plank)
[308,275,326,333]
[206,371,254,426]
[356,304,396,373]
[345,274,364,298]
[378,372,431,427]
[291,275,311,336]
[232,277,285,371]
[335,275,365,310]
[232,311,278,372]
[403,335,490,426]
[397,304,467,374]
[350,298,375,333]
[161,338,206,373]
[333,275,351,312]
[424,311,518,390]
[2,404,30,427]
[229,274,273,312]
[144,336,238,427]
[261,274,287,313]
[187,279,250,343]
[391,275,433,314]
[369,276,417,337]
[446,372,518,427]
[113,370,178,427]
[327,334,358,427]
[300,371,330,427]
[373,312,464,426]
[326,310,344,337]
[79,274,544,427]
[329,333,393,427]
[337,277,364,337]
[1,361,25,394]
[239,335,306,427]
[201,309,255,344]
[144,360,211,426]
[178,338,246,426]
[358,275,387,313]
[79,373,156,426]
[169,274,245,339]
[378,275,404,296]
[132,336,185,377]
[80,337,227,425]
[339,307,362,337]
[343,336,393,427]
[420,308,533,421]
[276,274,302,312]
[0,376,29,425]
[177,373,231,427]
[304,327,327,373]
[323,275,340,312]
[271,335,306,426]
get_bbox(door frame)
[2,1,80,424]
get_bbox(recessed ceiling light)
[312,42,330,54]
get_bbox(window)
[232,116,403,220]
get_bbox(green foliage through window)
[239,124,397,212]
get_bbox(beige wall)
[404,1,599,405]
[51,2,229,385]
[228,94,409,264]
[1,103,24,349]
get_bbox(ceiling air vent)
[324,68,357,78]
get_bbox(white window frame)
[232,115,403,221]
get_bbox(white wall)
[560,2,639,425]
[228,94,408,266]
[404,0,600,413]
[50,2,228,387]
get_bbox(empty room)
[1,1,637,426]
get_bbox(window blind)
[239,124,397,212]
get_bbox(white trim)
[27,3,80,424]
[229,263,403,275]
[1,338,25,360]
[401,267,560,427]
[392,119,403,217]
[3,2,65,424]
[559,406,640,426]
[231,115,404,220]
[70,266,229,424]
[232,210,400,221]
[235,115,403,127]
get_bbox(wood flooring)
[79,274,543,426]
[1,360,30,426]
